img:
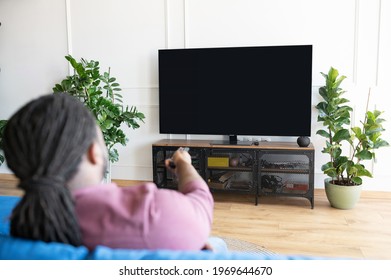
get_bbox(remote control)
[168,147,190,169]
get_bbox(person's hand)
[165,147,191,172]
[165,147,202,190]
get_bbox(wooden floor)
[1,174,391,260]
[211,191,391,260]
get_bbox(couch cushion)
[0,195,20,235]
[0,235,89,260]
[89,245,281,260]
[0,195,89,260]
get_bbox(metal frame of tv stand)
[152,139,314,208]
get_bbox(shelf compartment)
[207,166,252,171]
[209,183,255,193]
[260,168,310,174]
[259,173,309,194]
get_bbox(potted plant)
[0,119,7,166]
[53,55,145,165]
[316,67,389,209]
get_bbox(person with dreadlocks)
[3,93,215,251]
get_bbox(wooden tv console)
[152,139,314,208]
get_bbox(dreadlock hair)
[3,93,98,246]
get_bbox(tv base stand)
[210,140,253,146]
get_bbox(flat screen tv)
[158,45,312,145]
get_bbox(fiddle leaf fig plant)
[316,67,389,186]
[0,119,7,166]
[53,55,145,163]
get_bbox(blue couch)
[0,195,315,260]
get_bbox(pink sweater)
[71,179,213,251]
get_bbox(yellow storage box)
[207,156,229,167]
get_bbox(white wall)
[0,0,390,191]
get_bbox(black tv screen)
[158,45,312,142]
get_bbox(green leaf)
[136,112,146,120]
[316,129,330,138]
[97,113,106,122]
[328,67,339,82]
[333,129,350,142]
[373,139,389,149]
[356,166,372,177]
[351,127,362,138]
[351,177,362,185]
[65,55,79,70]
[109,148,119,163]
[356,150,372,160]
[333,75,347,89]
[53,84,63,92]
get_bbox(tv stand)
[152,139,314,208]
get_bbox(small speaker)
[297,136,310,147]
